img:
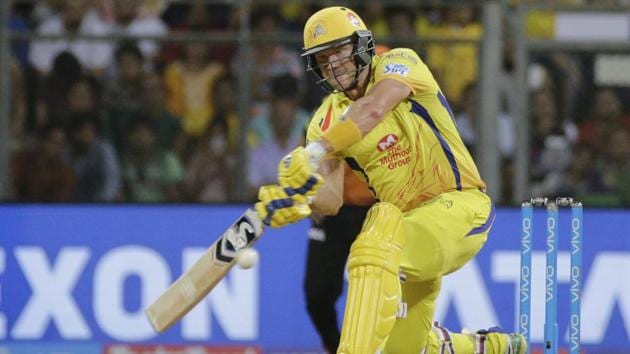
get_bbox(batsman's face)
[314,44,357,90]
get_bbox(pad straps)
[432,321,456,354]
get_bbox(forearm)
[312,97,381,155]
[311,185,343,215]
[310,158,344,215]
[311,79,410,155]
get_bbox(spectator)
[528,61,581,140]
[563,143,598,200]
[578,87,630,152]
[30,0,58,25]
[164,41,225,136]
[247,74,310,198]
[121,119,184,203]
[231,7,304,104]
[36,51,83,132]
[29,0,112,76]
[104,42,147,153]
[383,6,418,50]
[587,128,630,206]
[140,72,183,153]
[454,82,515,158]
[67,113,121,202]
[183,118,234,203]
[415,5,443,38]
[359,1,388,37]
[531,54,583,133]
[530,89,576,198]
[106,0,168,63]
[278,2,318,32]
[104,42,145,113]
[424,6,481,109]
[208,75,240,152]
[64,76,103,125]
[162,1,235,65]
[10,125,75,202]
[184,76,239,203]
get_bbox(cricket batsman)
[255,6,526,354]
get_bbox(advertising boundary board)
[1,205,628,352]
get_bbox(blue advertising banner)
[1,205,628,353]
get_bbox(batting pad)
[338,202,405,354]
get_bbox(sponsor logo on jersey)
[377,134,399,151]
[383,51,418,64]
[379,145,411,170]
[347,13,361,27]
[383,63,409,76]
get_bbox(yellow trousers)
[383,188,494,353]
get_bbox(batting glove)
[255,185,312,228]
[277,145,325,203]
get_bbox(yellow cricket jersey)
[306,48,486,212]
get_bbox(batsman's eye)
[315,52,350,68]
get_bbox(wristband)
[322,119,363,152]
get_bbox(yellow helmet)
[302,7,375,92]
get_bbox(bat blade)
[145,208,264,333]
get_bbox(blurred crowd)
[5,0,630,206]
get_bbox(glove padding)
[255,185,312,228]
[278,146,324,203]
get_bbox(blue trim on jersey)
[466,204,496,236]
[409,99,462,191]
[438,91,455,120]
[344,157,380,201]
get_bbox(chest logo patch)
[383,63,409,76]
[377,134,399,151]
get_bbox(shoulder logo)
[347,13,361,27]
[384,51,419,65]
[377,134,399,151]
[383,63,409,76]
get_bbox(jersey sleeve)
[373,48,439,95]
[305,101,330,144]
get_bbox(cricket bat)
[145,208,264,333]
